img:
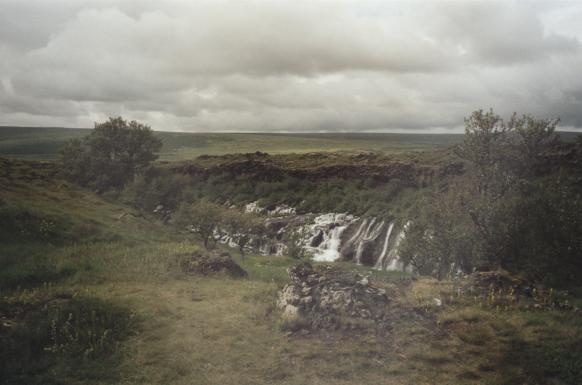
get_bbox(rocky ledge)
[277,263,393,333]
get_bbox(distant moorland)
[3,126,579,161]
[2,126,464,160]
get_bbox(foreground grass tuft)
[0,292,137,385]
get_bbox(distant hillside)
[0,126,463,160]
[0,126,578,161]
[0,126,89,159]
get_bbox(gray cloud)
[427,1,580,65]
[1,0,581,132]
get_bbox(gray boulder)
[277,263,391,332]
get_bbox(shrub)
[122,167,194,213]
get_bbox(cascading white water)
[354,219,375,264]
[356,218,376,265]
[384,221,412,272]
[374,222,395,269]
[219,200,416,271]
[305,213,358,262]
[312,225,348,261]
[354,219,385,264]
[346,219,368,245]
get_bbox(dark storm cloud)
[0,0,581,132]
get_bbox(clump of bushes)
[122,167,194,213]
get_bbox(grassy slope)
[1,159,581,385]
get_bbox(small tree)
[511,115,559,178]
[454,109,513,196]
[175,200,225,249]
[284,227,310,259]
[404,109,572,282]
[453,110,561,270]
[222,210,264,260]
[59,117,162,191]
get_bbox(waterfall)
[346,219,368,245]
[384,221,411,271]
[374,222,395,269]
[306,213,358,262]
[312,225,348,262]
[354,219,385,264]
[369,221,385,240]
[354,219,375,264]
[354,242,365,265]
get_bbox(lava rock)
[277,263,391,332]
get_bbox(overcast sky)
[1,0,581,132]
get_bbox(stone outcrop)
[180,251,248,278]
[277,263,392,332]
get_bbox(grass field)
[2,157,582,385]
[0,126,464,160]
[2,126,580,161]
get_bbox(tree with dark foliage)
[401,109,581,286]
[222,210,264,260]
[59,117,162,191]
[175,199,225,249]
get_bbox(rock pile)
[180,251,248,278]
[277,263,392,332]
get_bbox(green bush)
[122,167,194,212]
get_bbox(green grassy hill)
[1,157,581,385]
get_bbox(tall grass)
[0,293,137,385]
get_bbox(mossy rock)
[180,251,248,278]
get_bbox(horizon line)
[1,125,581,135]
